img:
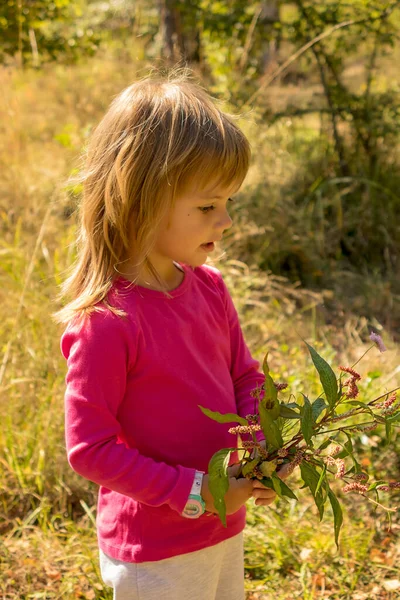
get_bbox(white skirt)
[99,532,245,600]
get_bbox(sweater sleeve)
[61,310,195,514]
[214,272,265,439]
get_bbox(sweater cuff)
[169,467,198,514]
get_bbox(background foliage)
[1,1,400,598]
[4,0,399,331]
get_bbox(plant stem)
[367,386,400,407]
[237,448,253,477]
[314,421,377,436]
[361,494,397,513]
[351,344,375,370]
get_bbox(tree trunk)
[259,0,280,73]
[159,0,182,62]
[159,0,201,64]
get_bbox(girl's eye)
[199,198,234,214]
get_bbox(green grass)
[1,51,400,599]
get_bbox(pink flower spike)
[369,332,387,353]
[343,482,368,494]
[335,459,346,479]
[377,485,390,492]
[339,366,361,381]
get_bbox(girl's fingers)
[252,488,276,500]
[253,493,276,506]
[252,480,270,489]
[251,479,277,505]
[254,497,275,506]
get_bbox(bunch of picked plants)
[199,333,400,547]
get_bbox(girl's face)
[151,182,237,280]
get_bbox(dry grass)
[1,51,400,599]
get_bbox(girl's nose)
[217,209,233,232]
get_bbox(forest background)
[1,1,400,598]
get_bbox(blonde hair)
[54,70,251,324]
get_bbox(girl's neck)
[119,261,184,292]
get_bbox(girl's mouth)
[200,242,215,252]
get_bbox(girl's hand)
[252,461,293,506]
[201,464,254,516]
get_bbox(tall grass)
[1,52,399,599]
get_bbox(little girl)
[57,72,279,600]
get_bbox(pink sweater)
[61,263,265,563]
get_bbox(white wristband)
[181,471,205,519]
[190,471,204,496]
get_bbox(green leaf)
[263,378,280,419]
[367,480,386,492]
[258,400,283,450]
[385,420,393,444]
[271,472,282,496]
[306,343,338,407]
[260,475,298,500]
[315,464,327,497]
[312,398,328,422]
[317,438,332,452]
[344,441,362,473]
[272,472,298,500]
[343,433,353,455]
[207,448,236,527]
[260,477,274,491]
[198,406,248,426]
[387,412,400,424]
[286,402,302,409]
[262,353,279,419]
[342,400,373,415]
[260,460,277,478]
[327,487,343,550]
[335,432,359,472]
[262,352,271,376]
[242,458,258,477]
[301,395,313,445]
[367,370,381,380]
[279,404,301,419]
[300,461,326,520]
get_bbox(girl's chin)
[184,255,208,268]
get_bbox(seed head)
[376,392,397,412]
[277,447,289,458]
[250,384,263,400]
[255,443,268,459]
[369,332,387,353]
[339,366,361,381]
[335,459,346,479]
[345,379,360,399]
[284,449,305,475]
[353,421,378,432]
[331,408,358,422]
[245,414,259,424]
[343,482,368,494]
[228,424,262,435]
[331,445,342,457]
[274,382,289,391]
[252,466,264,480]
[377,482,400,491]
[241,441,258,450]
